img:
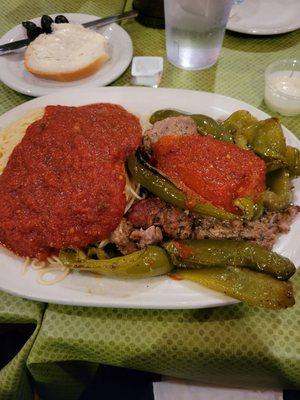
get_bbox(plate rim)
[227,24,300,36]
[0,86,299,309]
[0,13,133,97]
[227,0,300,35]
[0,276,239,309]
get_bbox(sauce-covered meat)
[153,134,266,212]
[0,104,142,260]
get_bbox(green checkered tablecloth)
[1,1,300,399]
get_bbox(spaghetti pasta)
[36,265,70,285]
[0,109,44,173]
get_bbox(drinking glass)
[164,0,234,70]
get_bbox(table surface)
[0,1,300,399]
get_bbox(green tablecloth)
[1,1,300,399]
[27,279,300,399]
[0,293,44,399]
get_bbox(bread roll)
[24,23,109,81]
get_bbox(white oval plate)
[227,0,300,35]
[0,87,299,309]
[0,13,133,97]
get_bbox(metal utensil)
[0,10,138,55]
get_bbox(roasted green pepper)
[265,159,287,173]
[127,153,237,220]
[86,246,109,260]
[241,118,300,177]
[59,246,173,279]
[172,267,295,309]
[149,109,182,123]
[222,113,291,167]
[224,117,288,161]
[250,118,287,161]
[221,110,258,132]
[234,197,264,220]
[60,247,86,265]
[221,110,258,149]
[285,145,300,177]
[262,169,292,211]
[149,109,233,142]
[222,110,257,133]
[163,239,296,280]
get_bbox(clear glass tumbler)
[164,0,234,70]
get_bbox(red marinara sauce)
[0,104,142,260]
[153,134,266,213]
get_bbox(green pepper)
[285,145,300,177]
[222,113,287,157]
[221,110,258,149]
[266,159,287,173]
[172,267,295,309]
[149,109,182,124]
[234,197,264,221]
[233,130,249,149]
[221,110,257,141]
[261,169,292,211]
[222,113,290,165]
[127,154,237,221]
[250,118,287,161]
[163,239,295,280]
[149,109,233,142]
[221,110,258,132]
[192,115,233,142]
[59,246,173,279]
[59,247,86,265]
[234,197,255,220]
[194,115,224,138]
[243,119,300,177]
[86,246,109,260]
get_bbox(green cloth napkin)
[1,0,300,399]
[0,292,44,400]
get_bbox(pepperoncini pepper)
[163,239,296,280]
[285,145,300,177]
[172,267,295,310]
[234,197,264,221]
[250,118,287,161]
[261,169,292,211]
[59,246,173,278]
[221,110,258,148]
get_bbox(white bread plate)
[0,13,133,97]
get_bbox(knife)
[0,10,138,55]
